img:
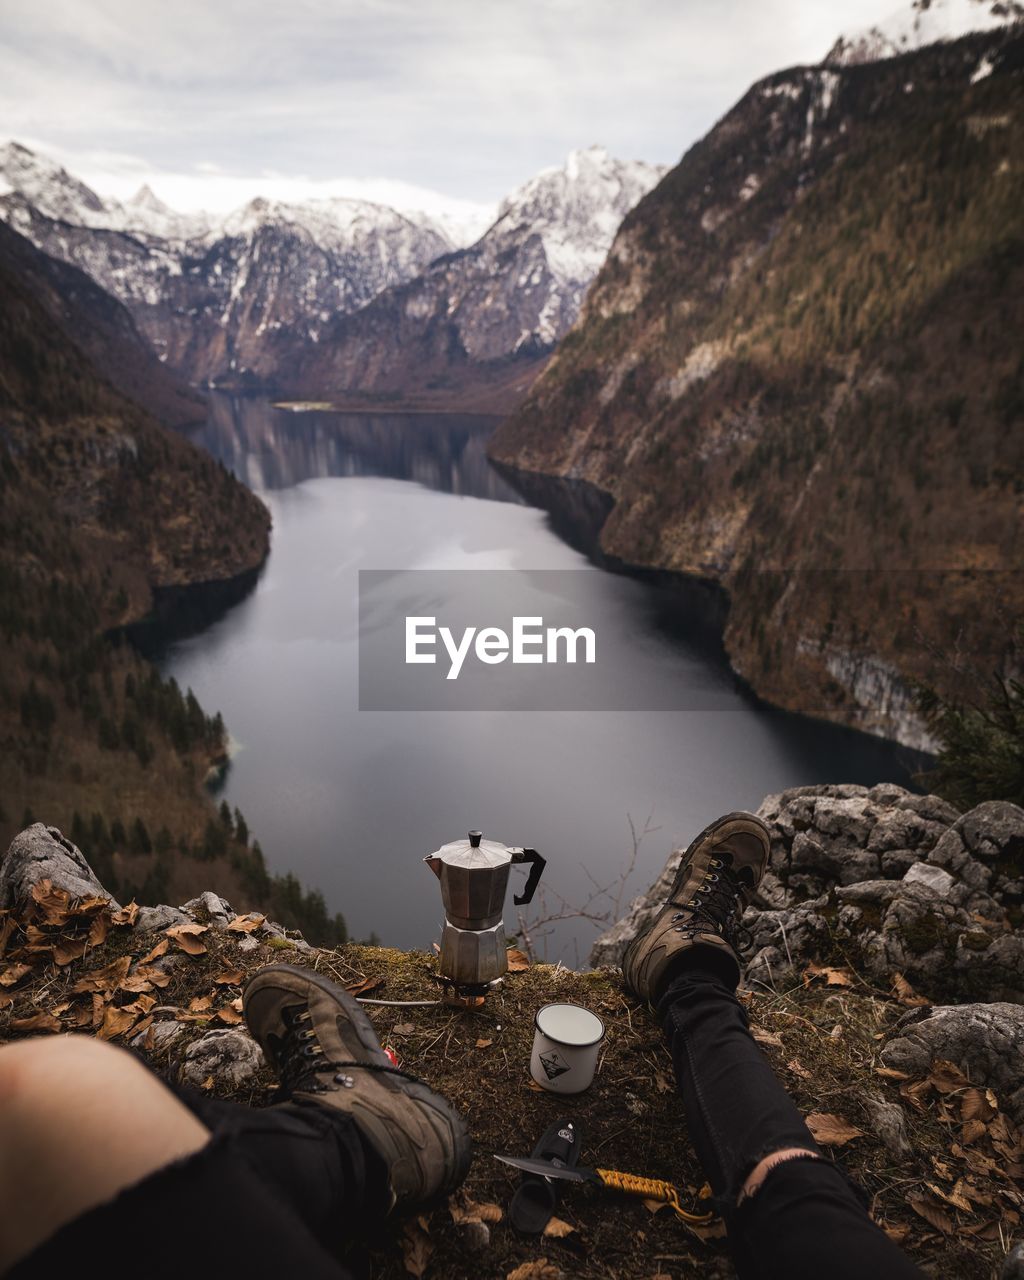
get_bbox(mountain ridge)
[490,26,1024,748]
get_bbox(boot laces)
[274,1005,426,1096]
[671,857,753,955]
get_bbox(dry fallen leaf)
[506,948,530,972]
[110,902,139,927]
[805,1112,865,1147]
[892,973,930,1006]
[392,1022,416,1036]
[751,1026,784,1047]
[166,923,209,956]
[787,1058,812,1080]
[449,1194,503,1226]
[88,914,110,948]
[961,1088,996,1124]
[226,914,265,934]
[908,1195,954,1234]
[0,963,32,987]
[217,1005,243,1025]
[506,1260,564,1280]
[804,962,854,987]
[475,1038,493,1049]
[131,964,171,990]
[71,955,132,994]
[542,1216,576,1239]
[401,1216,433,1279]
[30,879,72,925]
[928,1060,971,1094]
[189,995,213,1012]
[875,1066,911,1081]
[140,938,169,964]
[11,1010,62,1033]
[98,1005,140,1041]
[344,976,383,998]
[52,938,89,966]
[213,969,243,986]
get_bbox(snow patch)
[971,54,995,81]
[825,0,1022,65]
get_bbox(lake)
[160,394,923,963]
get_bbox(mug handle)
[512,848,545,906]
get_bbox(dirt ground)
[0,894,1021,1279]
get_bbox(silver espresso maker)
[425,830,545,995]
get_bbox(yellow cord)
[595,1168,716,1225]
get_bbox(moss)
[901,910,946,955]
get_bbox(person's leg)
[659,954,926,1280]
[0,1035,209,1272]
[622,812,924,1279]
[168,1081,391,1253]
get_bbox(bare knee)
[0,1035,134,1115]
[738,1146,824,1205]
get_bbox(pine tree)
[130,817,152,856]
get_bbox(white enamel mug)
[530,1002,605,1094]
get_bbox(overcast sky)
[1,0,903,215]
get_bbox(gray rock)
[181,890,234,928]
[835,880,900,905]
[901,863,955,896]
[236,934,260,953]
[880,1003,1024,1123]
[590,785,1022,1003]
[135,903,190,933]
[1003,1239,1024,1280]
[861,1092,912,1157]
[0,824,117,909]
[179,1028,265,1090]
[130,1020,186,1053]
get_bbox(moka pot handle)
[511,848,545,906]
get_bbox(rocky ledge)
[593,784,1024,1006]
[2,815,1023,1278]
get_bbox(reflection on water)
[192,396,522,503]
[161,396,925,962]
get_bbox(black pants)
[659,953,926,1279]
[13,962,925,1280]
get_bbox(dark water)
[160,395,923,963]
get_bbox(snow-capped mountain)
[0,141,456,387]
[283,146,666,408]
[0,140,662,402]
[485,146,666,341]
[825,0,1023,65]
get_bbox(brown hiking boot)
[622,811,770,1005]
[243,964,472,1211]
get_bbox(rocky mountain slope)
[826,0,1024,65]
[0,220,202,428]
[283,147,665,411]
[0,141,453,389]
[490,26,1024,748]
[0,143,660,407]
[2,817,1022,1279]
[0,213,309,921]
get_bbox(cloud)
[0,0,903,205]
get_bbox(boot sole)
[243,963,473,1202]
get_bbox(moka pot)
[424,830,545,993]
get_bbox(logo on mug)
[539,1050,571,1081]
